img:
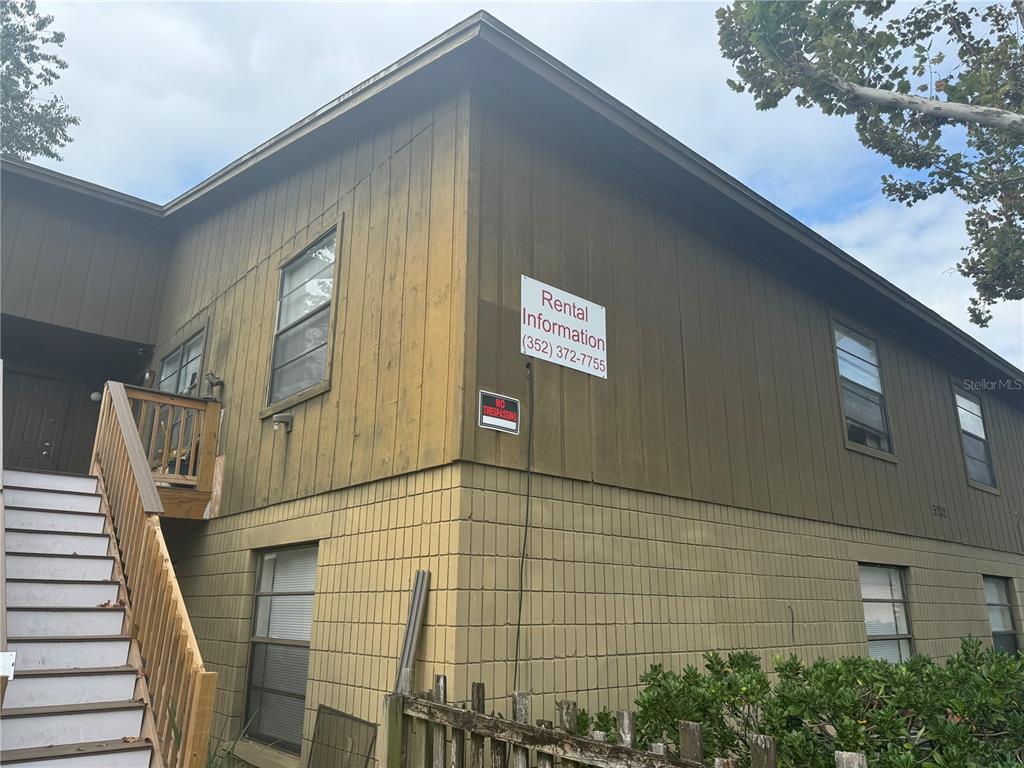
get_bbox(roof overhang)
[2,10,1020,384]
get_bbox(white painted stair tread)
[7,608,125,637]
[7,637,131,670]
[1,745,151,768]
[2,469,97,494]
[4,530,111,557]
[4,488,101,514]
[0,743,153,768]
[4,668,137,708]
[0,702,145,751]
[5,554,114,581]
[1,470,98,495]
[5,509,105,535]
[6,580,119,608]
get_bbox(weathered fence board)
[383,678,868,768]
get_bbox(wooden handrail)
[92,381,217,768]
[122,384,220,495]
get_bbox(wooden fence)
[384,676,868,768]
[92,381,217,768]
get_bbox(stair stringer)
[94,472,168,768]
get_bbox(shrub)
[632,639,1024,768]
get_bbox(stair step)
[3,469,98,495]
[5,530,111,557]
[3,488,101,514]
[0,701,145,752]
[4,667,137,709]
[0,739,152,768]
[7,607,125,638]
[6,579,119,608]
[5,553,115,581]
[7,636,131,671]
[5,508,106,535]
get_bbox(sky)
[33,0,1024,367]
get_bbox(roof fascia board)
[160,15,486,214]
[472,17,1023,383]
[1,157,163,216]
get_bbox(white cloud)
[31,0,1022,366]
[813,195,1024,367]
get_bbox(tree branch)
[792,58,1024,139]
[1014,0,1024,29]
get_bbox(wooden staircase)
[1,381,218,768]
[1,468,153,768]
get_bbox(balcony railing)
[123,384,221,519]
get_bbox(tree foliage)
[716,1,1024,326]
[1,0,79,161]
[634,639,1024,767]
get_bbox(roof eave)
[470,15,1024,384]
[1,156,163,216]
[159,12,488,214]
[1,10,1019,383]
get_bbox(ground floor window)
[246,544,318,754]
[859,564,912,663]
[984,576,1018,655]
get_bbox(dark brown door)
[3,369,67,469]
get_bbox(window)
[859,564,912,662]
[954,388,997,489]
[269,230,336,405]
[158,331,205,394]
[246,545,318,754]
[834,322,892,454]
[984,576,1018,654]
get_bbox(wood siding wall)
[464,98,1024,555]
[153,88,471,516]
[1,177,166,344]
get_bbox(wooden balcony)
[122,384,221,520]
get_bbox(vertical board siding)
[1,180,166,343]
[466,100,1024,554]
[153,90,470,516]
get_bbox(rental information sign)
[520,275,607,378]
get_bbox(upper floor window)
[834,322,892,454]
[859,564,912,663]
[954,388,997,489]
[269,230,336,405]
[983,576,1017,655]
[247,544,318,754]
[158,330,205,395]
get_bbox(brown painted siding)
[464,98,1024,555]
[1,176,166,343]
[153,88,472,516]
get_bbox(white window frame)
[832,320,894,457]
[983,575,1018,655]
[953,386,998,491]
[245,544,318,755]
[157,330,205,395]
[859,563,913,662]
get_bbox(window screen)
[246,545,318,754]
[859,564,912,663]
[158,331,205,395]
[955,389,997,488]
[984,576,1018,655]
[269,231,336,404]
[834,323,892,454]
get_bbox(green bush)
[632,639,1024,768]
